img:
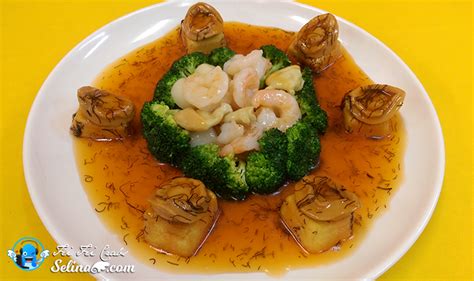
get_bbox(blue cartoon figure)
[7,238,50,271]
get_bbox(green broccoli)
[261,44,292,76]
[153,52,208,107]
[286,121,321,180]
[180,144,248,200]
[246,129,288,194]
[208,47,235,68]
[172,52,208,77]
[296,67,328,134]
[141,101,190,166]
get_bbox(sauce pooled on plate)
[74,22,405,275]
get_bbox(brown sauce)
[74,22,405,275]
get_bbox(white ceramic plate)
[23,0,445,280]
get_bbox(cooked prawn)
[171,78,192,109]
[223,50,271,80]
[217,121,244,145]
[255,107,278,131]
[172,64,229,111]
[190,128,217,147]
[251,89,301,132]
[231,68,259,107]
[219,128,261,156]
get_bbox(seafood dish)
[71,2,405,274]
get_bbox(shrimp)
[255,107,278,131]
[217,121,244,145]
[230,68,260,107]
[251,89,301,132]
[190,128,217,147]
[171,64,217,109]
[220,128,261,156]
[221,85,235,107]
[223,50,271,80]
[194,63,215,75]
[171,78,192,109]
[171,64,229,111]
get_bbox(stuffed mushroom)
[70,86,135,140]
[144,177,219,257]
[287,13,342,73]
[280,176,360,253]
[342,84,405,139]
[180,2,227,54]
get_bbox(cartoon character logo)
[91,261,110,274]
[7,237,50,271]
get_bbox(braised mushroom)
[70,86,135,140]
[144,177,219,257]
[181,2,226,54]
[342,84,405,139]
[287,13,342,73]
[280,176,360,254]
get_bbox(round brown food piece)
[288,13,342,73]
[180,2,226,53]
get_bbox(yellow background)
[0,0,472,280]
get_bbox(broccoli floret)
[306,106,328,134]
[260,45,292,86]
[296,67,328,134]
[153,52,208,107]
[208,47,235,68]
[286,121,321,181]
[246,129,288,194]
[172,52,209,77]
[141,101,190,166]
[181,144,248,200]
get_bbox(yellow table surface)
[0,0,472,280]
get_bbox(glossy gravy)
[74,22,405,275]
